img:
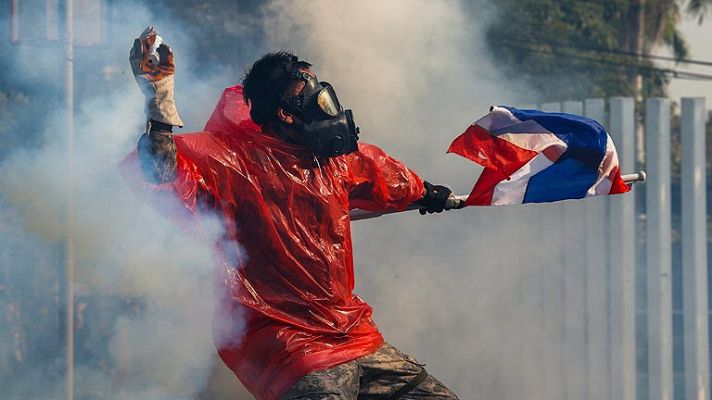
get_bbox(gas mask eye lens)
[317,87,340,117]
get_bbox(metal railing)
[532,97,709,400]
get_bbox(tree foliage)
[149,0,265,73]
[484,0,709,101]
[687,0,712,23]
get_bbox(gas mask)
[279,69,360,158]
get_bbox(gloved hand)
[129,26,184,127]
[417,181,460,215]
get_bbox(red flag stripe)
[608,166,630,194]
[447,124,538,177]
[466,169,508,206]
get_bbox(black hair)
[242,51,311,125]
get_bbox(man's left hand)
[418,181,460,215]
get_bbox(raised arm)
[130,26,183,184]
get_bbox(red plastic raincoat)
[122,85,425,399]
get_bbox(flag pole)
[65,0,75,398]
[349,171,646,221]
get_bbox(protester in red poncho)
[126,27,460,400]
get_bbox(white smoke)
[0,1,596,399]
[259,1,588,399]
[0,2,246,399]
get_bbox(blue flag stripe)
[523,156,599,202]
[504,106,607,203]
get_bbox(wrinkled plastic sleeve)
[346,143,425,211]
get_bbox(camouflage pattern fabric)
[137,130,177,184]
[280,343,459,400]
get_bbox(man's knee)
[402,374,460,400]
[358,343,459,399]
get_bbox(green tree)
[687,0,712,23]
[150,0,265,72]
[484,0,710,101]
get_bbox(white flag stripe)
[477,108,568,158]
[497,130,567,155]
[586,135,620,197]
[492,152,555,205]
[489,119,549,135]
[475,106,521,132]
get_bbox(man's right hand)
[130,26,174,81]
[129,26,184,127]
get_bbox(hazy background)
[0,0,710,399]
[667,6,712,105]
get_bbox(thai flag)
[448,106,630,206]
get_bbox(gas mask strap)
[278,99,314,124]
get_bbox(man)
[128,27,460,400]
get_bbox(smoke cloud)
[0,2,246,399]
[0,1,595,399]
[260,1,591,399]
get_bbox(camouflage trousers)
[280,343,459,400]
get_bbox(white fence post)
[561,100,587,398]
[681,97,709,400]
[538,101,564,400]
[540,102,562,112]
[608,97,637,400]
[584,98,610,400]
[646,98,673,400]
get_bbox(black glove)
[418,181,455,215]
